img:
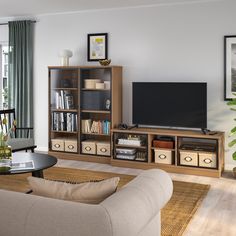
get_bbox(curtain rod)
[0,20,37,26]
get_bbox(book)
[11,160,35,170]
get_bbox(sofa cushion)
[27,176,120,204]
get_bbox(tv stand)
[111,127,225,178]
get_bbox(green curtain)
[8,20,33,137]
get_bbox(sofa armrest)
[101,169,173,236]
[0,190,112,236]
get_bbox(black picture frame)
[224,35,236,100]
[87,33,108,61]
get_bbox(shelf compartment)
[151,147,175,151]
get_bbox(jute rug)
[0,167,210,236]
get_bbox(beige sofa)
[0,169,173,236]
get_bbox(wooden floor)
[56,159,236,236]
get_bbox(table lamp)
[58,49,73,66]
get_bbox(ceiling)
[0,0,222,18]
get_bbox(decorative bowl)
[99,59,111,66]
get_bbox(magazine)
[11,160,35,170]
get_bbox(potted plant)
[227,94,236,177]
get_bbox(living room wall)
[1,0,236,169]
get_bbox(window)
[0,45,8,109]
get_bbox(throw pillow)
[27,176,120,204]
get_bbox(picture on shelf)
[224,35,236,100]
[87,33,108,61]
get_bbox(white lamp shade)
[58,49,73,66]
[58,49,73,58]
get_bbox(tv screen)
[132,82,207,129]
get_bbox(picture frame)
[87,33,108,61]
[224,35,236,100]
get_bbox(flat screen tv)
[132,82,207,129]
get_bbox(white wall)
[2,0,236,169]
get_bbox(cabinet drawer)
[51,139,64,152]
[97,142,110,156]
[81,141,96,154]
[65,140,77,153]
[199,153,217,168]
[180,151,198,166]
[154,149,172,164]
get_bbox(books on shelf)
[54,90,74,109]
[52,112,77,132]
[82,119,110,135]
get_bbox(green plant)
[227,94,236,160]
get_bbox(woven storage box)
[153,140,174,149]
[81,140,96,154]
[180,151,198,166]
[64,140,77,153]
[95,82,105,89]
[199,152,217,168]
[97,142,110,156]
[84,79,101,89]
[51,139,64,152]
[154,149,172,164]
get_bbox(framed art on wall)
[87,33,108,61]
[224,35,236,100]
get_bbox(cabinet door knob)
[158,154,167,159]
[85,146,91,151]
[184,156,192,162]
[100,148,107,153]
[68,145,74,150]
[54,144,60,148]
[204,158,212,164]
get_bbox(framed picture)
[224,35,236,100]
[87,33,108,61]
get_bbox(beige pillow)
[27,176,120,204]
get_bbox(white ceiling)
[0,0,223,18]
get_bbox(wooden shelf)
[51,88,78,90]
[81,88,110,91]
[51,109,77,112]
[81,110,110,114]
[151,147,175,151]
[82,132,110,136]
[115,144,147,149]
[112,127,225,178]
[51,130,77,134]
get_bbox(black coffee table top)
[0,153,57,175]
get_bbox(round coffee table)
[0,153,57,178]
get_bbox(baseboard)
[35,146,48,153]
[225,164,236,171]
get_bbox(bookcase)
[111,127,225,177]
[48,66,122,163]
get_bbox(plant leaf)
[227,100,236,106]
[229,139,236,147]
[233,151,236,160]
[230,127,236,136]
[230,108,236,111]
[232,93,236,96]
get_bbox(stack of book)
[54,90,74,109]
[81,119,110,135]
[52,112,77,132]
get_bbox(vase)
[0,145,12,172]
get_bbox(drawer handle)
[54,144,60,148]
[100,148,107,153]
[158,154,167,159]
[68,145,74,150]
[184,156,192,162]
[85,146,91,151]
[204,158,212,164]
